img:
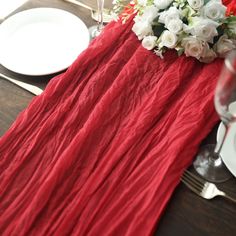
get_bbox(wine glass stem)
[97,0,104,33]
[214,122,230,155]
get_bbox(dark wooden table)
[0,1,236,235]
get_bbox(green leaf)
[177,48,184,56]
[223,16,236,24]
[147,0,154,5]
[152,22,165,38]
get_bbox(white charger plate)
[217,102,236,177]
[0,8,89,76]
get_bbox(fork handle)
[221,193,236,203]
[0,73,43,96]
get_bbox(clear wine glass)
[193,50,236,183]
[88,0,105,40]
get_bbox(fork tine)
[181,178,202,196]
[183,171,203,189]
[181,174,202,192]
[185,170,205,185]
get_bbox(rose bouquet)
[113,0,236,63]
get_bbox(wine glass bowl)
[88,0,105,40]
[193,50,236,183]
[215,51,236,124]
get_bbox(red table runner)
[0,17,222,235]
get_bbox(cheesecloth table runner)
[0,17,221,235]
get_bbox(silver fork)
[181,170,236,203]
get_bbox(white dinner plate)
[217,102,236,177]
[0,8,89,75]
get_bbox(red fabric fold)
[0,17,222,235]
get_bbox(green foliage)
[177,48,184,56]
[147,0,154,5]
[223,16,236,24]
[152,21,165,37]
[223,16,236,39]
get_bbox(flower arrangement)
[113,0,236,63]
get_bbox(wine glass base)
[88,25,102,40]
[193,144,233,183]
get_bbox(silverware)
[63,0,113,23]
[0,73,43,96]
[181,170,236,203]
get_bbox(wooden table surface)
[0,1,236,235]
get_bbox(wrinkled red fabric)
[227,1,236,15]
[223,0,232,5]
[0,17,223,235]
[223,0,236,15]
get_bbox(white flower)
[132,21,153,40]
[183,23,192,34]
[160,30,178,48]
[113,0,235,63]
[214,35,236,58]
[158,11,168,24]
[154,0,173,10]
[134,5,158,24]
[191,17,219,43]
[202,0,226,20]
[166,19,183,34]
[199,43,217,63]
[181,36,204,59]
[141,5,159,23]
[187,0,204,10]
[142,36,158,50]
[154,48,164,58]
[158,6,181,25]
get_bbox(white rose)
[187,0,204,10]
[134,6,159,24]
[154,0,173,10]
[134,14,143,23]
[164,7,181,26]
[142,5,159,23]
[183,23,192,34]
[142,36,158,50]
[158,6,180,25]
[158,10,168,24]
[214,35,236,58]
[166,19,183,34]
[181,37,204,59]
[192,17,219,43]
[202,0,226,20]
[199,43,217,63]
[132,21,153,40]
[160,30,178,48]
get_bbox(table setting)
[0,0,236,235]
